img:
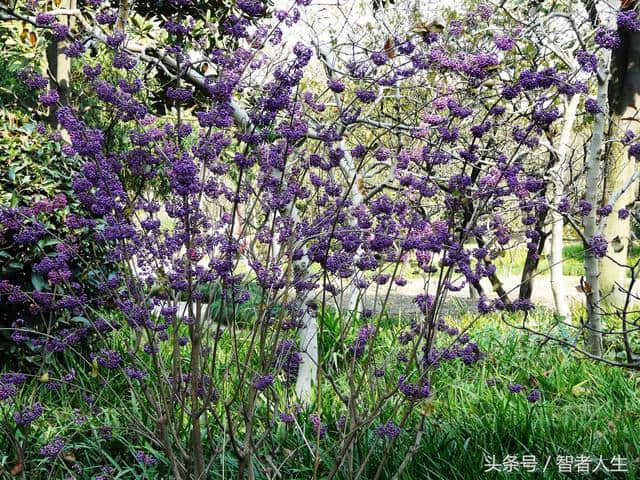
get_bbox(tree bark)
[600,30,640,308]
[46,0,75,129]
[584,61,611,357]
[518,209,549,301]
[294,298,318,403]
[290,194,318,405]
[116,0,130,32]
[549,94,580,320]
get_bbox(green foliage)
[420,317,640,479]
[491,242,640,278]
[0,122,75,361]
[0,119,114,370]
[192,280,268,327]
[3,310,638,479]
[0,124,72,208]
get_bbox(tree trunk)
[291,206,317,405]
[584,62,611,357]
[340,142,365,317]
[46,0,74,129]
[116,0,130,32]
[599,129,637,307]
[549,94,580,320]
[468,282,479,300]
[600,30,640,308]
[518,210,549,301]
[475,237,512,306]
[295,302,318,403]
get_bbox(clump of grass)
[409,314,640,479]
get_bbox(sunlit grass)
[4,309,639,479]
[492,242,640,278]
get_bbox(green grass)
[404,242,597,279]
[492,243,583,277]
[492,242,640,278]
[412,315,640,479]
[2,311,639,479]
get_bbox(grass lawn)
[2,310,639,479]
[493,243,640,278]
[410,313,640,479]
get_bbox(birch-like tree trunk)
[264,168,318,404]
[293,41,369,403]
[292,211,319,404]
[294,278,319,403]
[599,30,640,308]
[584,62,611,357]
[340,144,366,316]
[549,94,580,320]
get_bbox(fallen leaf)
[571,380,590,396]
[63,451,76,463]
[413,21,444,34]
[576,278,592,294]
[420,399,436,416]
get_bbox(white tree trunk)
[293,40,372,403]
[295,304,318,402]
[599,20,640,310]
[549,94,580,321]
[599,133,637,308]
[293,141,366,403]
[584,63,611,357]
[340,143,366,317]
[582,0,621,355]
[290,202,318,404]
